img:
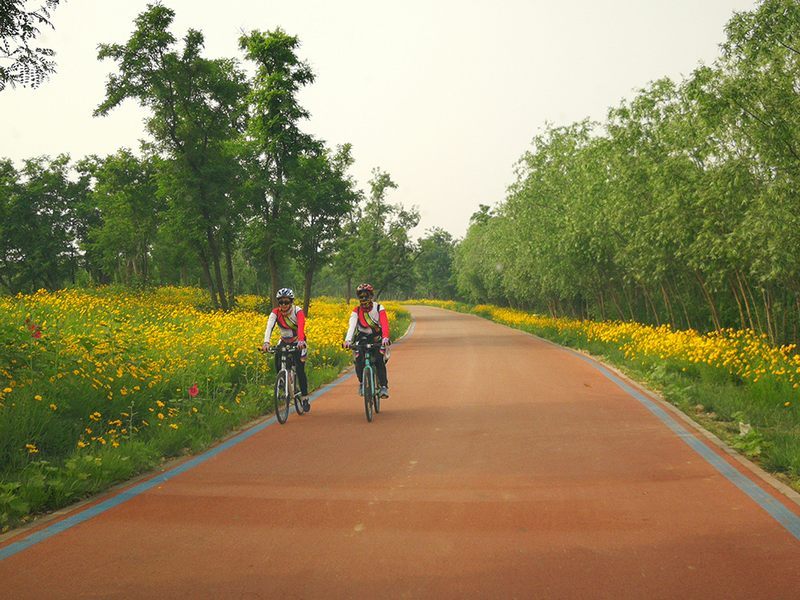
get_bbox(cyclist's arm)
[263,311,278,345]
[378,306,390,339]
[344,310,358,343]
[296,308,306,342]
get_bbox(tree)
[414,228,456,299]
[239,28,315,304]
[346,168,419,298]
[96,5,248,309]
[84,149,161,285]
[0,154,78,292]
[0,0,60,90]
[285,143,361,314]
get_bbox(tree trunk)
[303,265,314,317]
[224,234,236,308]
[735,270,755,331]
[207,228,228,310]
[198,248,218,309]
[729,276,746,331]
[694,271,721,331]
[267,246,279,309]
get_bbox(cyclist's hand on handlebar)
[261,343,271,353]
[297,340,307,349]
[381,337,391,347]
[342,340,351,349]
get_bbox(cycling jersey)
[264,305,306,344]
[345,303,389,342]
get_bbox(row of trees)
[0,5,458,310]
[456,0,800,343]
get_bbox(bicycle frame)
[269,343,304,424]
[354,341,382,422]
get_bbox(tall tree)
[415,227,457,299]
[239,28,315,305]
[348,168,419,298]
[285,143,361,315]
[84,149,161,285]
[95,4,247,309]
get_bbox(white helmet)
[276,287,295,300]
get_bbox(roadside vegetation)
[0,286,409,531]
[409,300,800,493]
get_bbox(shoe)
[380,386,389,398]
[302,397,311,412]
[358,383,363,396]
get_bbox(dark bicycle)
[268,343,305,424]
[354,341,385,422]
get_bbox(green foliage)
[452,0,800,343]
[0,0,60,90]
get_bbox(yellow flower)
[49,403,57,411]
[784,401,792,407]
[34,394,42,401]
[25,443,38,453]
[77,440,88,448]
[157,412,164,420]
[169,423,178,430]
[3,387,11,394]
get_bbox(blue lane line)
[0,371,354,562]
[543,334,800,541]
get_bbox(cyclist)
[262,288,310,412]
[343,283,390,398]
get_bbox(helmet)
[356,283,374,297]
[276,287,294,300]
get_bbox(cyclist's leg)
[370,335,388,388]
[295,349,309,396]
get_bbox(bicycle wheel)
[274,370,290,424]
[363,365,374,422]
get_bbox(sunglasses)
[357,294,371,300]
[278,300,292,305]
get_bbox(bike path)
[0,305,798,598]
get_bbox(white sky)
[1,0,757,238]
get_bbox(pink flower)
[188,383,199,398]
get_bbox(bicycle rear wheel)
[363,366,374,422]
[274,370,290,424]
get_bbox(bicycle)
[268,343,305,424]
[354,341,385,422]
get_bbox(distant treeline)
[0,4,457,310]
[456,0,800,344]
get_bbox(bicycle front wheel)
[363,366,374,422]
[274,370,290,424]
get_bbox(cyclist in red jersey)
[343,283,390,398]
[262,288,310,412]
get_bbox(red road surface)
[1,306,799,598]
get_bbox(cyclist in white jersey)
[262,288,310,412]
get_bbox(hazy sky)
[1,0,757,238]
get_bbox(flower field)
[407,299,800,487]
[0,287,408,529]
